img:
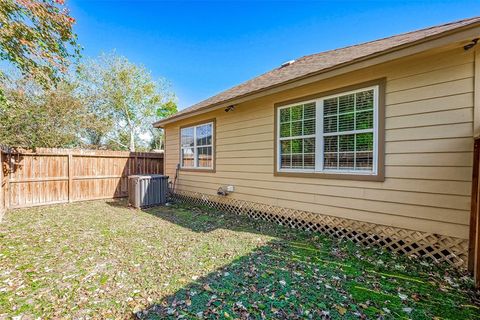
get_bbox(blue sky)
[69,0,480,110]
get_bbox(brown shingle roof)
[154,16,480,127]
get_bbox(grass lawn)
[0,200,479,319]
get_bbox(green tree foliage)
[0,0,83,149]
[0,3,176,151]
[0,0,80,85]
[150,100,178,150]
[0,76,89,148]
[77,53,177,151]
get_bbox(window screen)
[181,122,214,169]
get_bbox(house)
[154,17,480,277]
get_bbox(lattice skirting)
[171,190,468,268]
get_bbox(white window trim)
[277,85,379,176]
[180,121,214,170]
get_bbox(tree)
[77,53,177,151]
[0,0,80,85]
[0,76,89,148]
[150,100,178,150]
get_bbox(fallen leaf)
[336,305,347,315]
[203,284,213,292]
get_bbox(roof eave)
[153,22,480,128]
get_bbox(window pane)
[181,148,194,167]
[181,127,194,147]
[304,138,315,153]
[324,153,337,169]
[356,89,374,111]
[339,94,354,114]
[339,134,355,152]
[278,101,318,170]
[281,154,291,169]
[356,110,373,130]
[292,154,303,168]
[280,123,291,137]
[280,108,290,122]
[324,136,338,153]
[356,152,373,170]
[339,152,354,169]
[356,133,373,151]
[303,154,315,169]
[338,113,354,132]
[324,115,337,133]
[197,146,212,168]
[321,88,376,173]
[291,139,303,153]
[196,124,212,146]
[303,137,315,169]
[291,105,303,121]
[291,121,302,136]
[324,97,338,115]
[281,140,291,154]
[304,103,316,119]
[303,119,315,135]
[280,138,315,170]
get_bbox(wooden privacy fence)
[0,147,164,210]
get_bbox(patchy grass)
[0,200,478,319]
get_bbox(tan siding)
[385,48,473,81]
[385,166,471,181]
[386,93,473,117]
[165,47,474,239]
[216,116,272,132]
[217,132,272,146]
[172,170,470,195]
[175,177,468,210]
[385,137,473,153]
[217,149,273,158]
[385,123,472,141]
[218,125,274,139]
[385,152,472,166]
[386,62,473,92]
[386,78,473,105]
[385,108,472,129]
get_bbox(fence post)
[68,154,74,202]
[5,152,10,210]
[0,151,4,220]
[135,153,139,174]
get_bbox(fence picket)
[0,148,164,209]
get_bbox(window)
[279,102,316,169]
[180,121,214,169]
[277,85,379,176]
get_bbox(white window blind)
[277,86,378,175]
[181,122,213,169]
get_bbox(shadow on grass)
[106,201,480,319]
[143,202,294,237]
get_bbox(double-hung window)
[180,121,214,169]
[277,85,380,177]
